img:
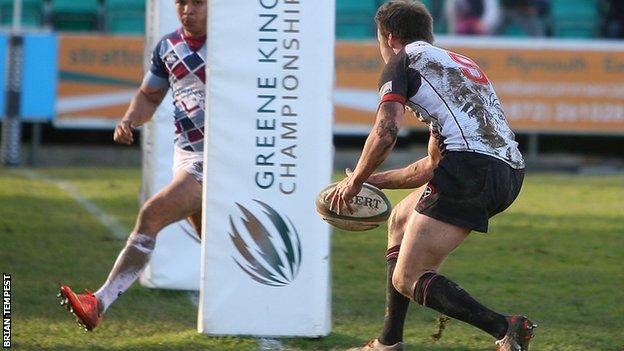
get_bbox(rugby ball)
[315,182,392,231]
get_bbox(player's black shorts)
[415,151,524,233]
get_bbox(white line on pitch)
[18,170,201,306]
[19,169,128,240]
[258,338,284,351]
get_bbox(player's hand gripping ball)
[315,182,392,231]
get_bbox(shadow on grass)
[286,331,490,351]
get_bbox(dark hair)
[374,0,434,45]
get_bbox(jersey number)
[447,52,490,85]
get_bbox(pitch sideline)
[16,170,200,304]
[16,169,284,350]
[18,169,128,239]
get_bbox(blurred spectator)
[495,0,550,37]
[445,0,501,35]
[600,0,624,38]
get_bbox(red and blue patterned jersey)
[146,29,206,152]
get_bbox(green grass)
[1,167,623,350]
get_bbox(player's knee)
[137,199,167,233]
[139,199,159,221]
[392,270,416,299]
[393,267,433,300]
[388,208,407,240]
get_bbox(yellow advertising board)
[56,35,144,128]
[335,37,624,134]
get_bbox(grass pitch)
[1,167,623,350]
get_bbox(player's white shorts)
[172,146,203,184]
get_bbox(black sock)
[413,272,508,339]
[378,246,410,345]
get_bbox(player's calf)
[94,233,156,313]
[413,272,510,339]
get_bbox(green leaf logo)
[229,200,302,287]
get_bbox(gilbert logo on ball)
[229,200,302,287]
[316,183,392,231]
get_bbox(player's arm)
[364,132,441,189]
[348,49,426,190]
[350,101,404,186]
[327,49,416,213]
[113,82,167,145]
[114,41,170,145]
[328,101,404,214]
[345,48,417,189]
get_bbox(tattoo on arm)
[376,104,399,139]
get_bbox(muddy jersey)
[379,41,524,169]
[145,29,206,152]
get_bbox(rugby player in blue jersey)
[58,0,207,331]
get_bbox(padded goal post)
[199,0,335,336]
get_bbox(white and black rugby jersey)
[379,41,525,169]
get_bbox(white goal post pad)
[198,0,335,337]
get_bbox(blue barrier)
[0,35,7,116]
[21,33,57,121]
[0,32,57,122]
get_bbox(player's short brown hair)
[374,0,434,45]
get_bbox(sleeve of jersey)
[142,71,169,90]
[377,50,410,106]
[143,40,170,89]
[149,40,169,79]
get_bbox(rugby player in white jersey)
[327,1,537,350]
[58,0,207,331]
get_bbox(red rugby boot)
[58,285,103,331]
[495,315,537,351]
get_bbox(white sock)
[94,233,155,313]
